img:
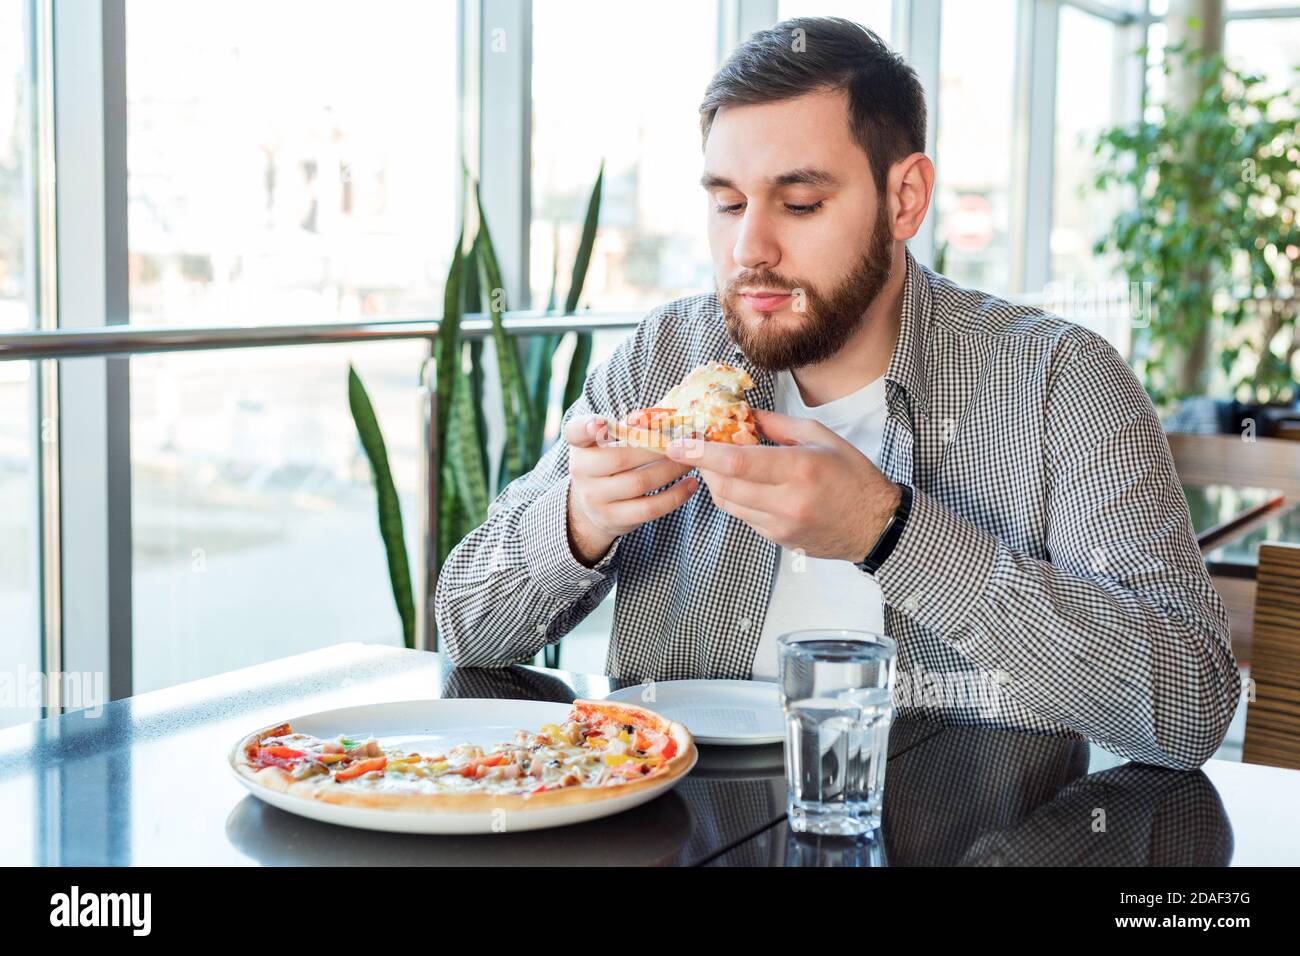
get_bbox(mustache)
[722,271,808,298]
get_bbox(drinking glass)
[777,629,897,836]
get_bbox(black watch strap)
[855,483,913,575]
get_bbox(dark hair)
[699,17,927,194]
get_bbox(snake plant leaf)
[460,240,490,483]
[564,159,603,315]
[348,364,416,650]
[438,458,459,568]
[461,225,482,319]
[434,227,466,462]
[562,331,593,415]
[447,366,491,530]
[545,221,561,314]
[472,185,532,492]
[475,233,527,493]
[519,224,565,462]
[560,162,603,413]
[524,333,562,461]
[468,338,489,482]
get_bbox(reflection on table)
[1204,502,1300,579]
[1181,482,1283,548]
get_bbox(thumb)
[753,408,834,446]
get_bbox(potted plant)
[1091,44,1299,430]
[348,166,604,660]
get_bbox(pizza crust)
[230,699,697,814]
[605,419,676,455]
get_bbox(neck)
[788,244,906,407]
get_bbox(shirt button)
[991,669,1011,685]
[578,579,592,589]
[738,617,751,632]
[535,623,548,635]
[901,595,920,615]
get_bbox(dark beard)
[720,205,894,373]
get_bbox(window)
[530,0,718,312]
[1052,7,1119,286]
[0,0,29,333]
[1,0,38,731]
[130,341,422,693]
[0,359,37,729]
[1050,4,1131,349]
[0,0,37,728]
[125,0,459,326]
[776,0,893,38]
[934,0,1018,294]
[120,1,457,691]
[1225,16,1300,93]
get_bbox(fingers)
[602,474,699,526]
[590,457,694,502]
[667,439,788,483]
[562,414,610,448]
[696,466,788,515]
[751,408,833,446]
[570,439,667,477]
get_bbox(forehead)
[702,88,867,185]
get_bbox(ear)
[888,152,934,242]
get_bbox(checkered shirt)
[435,248,1241,770]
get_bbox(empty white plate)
[605,680,784,746]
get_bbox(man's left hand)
[666,408,902,562]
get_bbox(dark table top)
[1203,501,1300,579]
[1181,482,1284,549]
[2,643,1296,866]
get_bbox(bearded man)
[434,17,1240,771]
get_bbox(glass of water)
[777,629,897,837]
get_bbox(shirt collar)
[885,246,932,418]
[719,245,932,416]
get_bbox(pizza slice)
[607,361,761,453]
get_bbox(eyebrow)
[699,167,842,191]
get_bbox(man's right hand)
[563,414,699,566]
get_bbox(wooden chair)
[1166,434,1300,666]
[1166,434,1300,500]
[1242,543,1300,770]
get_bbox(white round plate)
[227,698,696,835]
[604,680,784,746]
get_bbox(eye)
[714,202,745,215]
[785,200,824,216]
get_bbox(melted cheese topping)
[658,362,753,413]
[252,714,678,797]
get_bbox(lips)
[740,291,793,312]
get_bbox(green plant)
[348,363,417,649]
[349,165,605,660]
[1091,45,1299,409]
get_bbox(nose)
[731,207,781,274]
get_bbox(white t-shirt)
[749,369,889,680]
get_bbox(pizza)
[230,699,696,811]
[607,361,761,453]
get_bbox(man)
[435,17,1240,770]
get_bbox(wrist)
[857,482,902,557]
[566,496,615,567]
[855,482,912,574]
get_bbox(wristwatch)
[854,483,913,575]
